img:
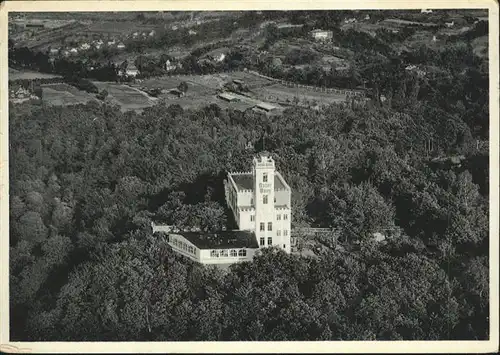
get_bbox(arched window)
[263,195,268,204]
[230,249,237,257]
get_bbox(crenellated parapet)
[239,189,253,194]
[239,206,256,212]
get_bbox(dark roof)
[177,230,259,250]
[230,173,285,191]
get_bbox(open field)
[137,71,273,91]
[93,82,158,112]
[133,71,348,111]
[41,83,96,106]
[258,83,348,106]
[86,21,158,35]
[9,68,62,81]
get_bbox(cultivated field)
[93,82,158,112]
[9,68,62,81]
[41,83,96,106]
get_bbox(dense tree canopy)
[9,9,489,342]
[9,82,489,340]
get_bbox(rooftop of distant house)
[230,172,287,191]
[174,230,259,250]
[255,102,278,111]
[218,92,239,101]
[204,47,230,58]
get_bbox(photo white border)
[0,1,498,353]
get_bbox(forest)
[9,68,489,341]
[9,10,489,342]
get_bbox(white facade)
[224,153,292,254]
[310,30,333,41]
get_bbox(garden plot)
[41,83,96,106]
[93,82,158,111]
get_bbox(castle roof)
[175,230,259,250]
[230,172,286,191]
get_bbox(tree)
[16,211,48,244]
[325,183,395,243]
[97,89,108,101]
[178,81,188,94]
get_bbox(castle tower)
[253,152,276,248]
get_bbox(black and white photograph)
[1,0,498,352]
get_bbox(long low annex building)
[167,230,259,264]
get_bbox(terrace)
[177,230,259,250]
[230,173,287,191]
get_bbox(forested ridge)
[10,88,489,340]
[9,11,489,340]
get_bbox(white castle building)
[224,152,292,253]
[157,152,292,265]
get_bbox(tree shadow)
[148,171,239,230]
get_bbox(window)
[274,197,276,203]
[238,249,247,257]
[263,195,268,204]
[277,230,281,236]
[260,222,265,231]
[251,198,254,205]
[267,237,272,245]
[267,222,272,231]
[188,246,194,254]
[284,230,288,236]
[284,214,288,220]
[250,215,255,222]
[260,237,265,246]
[277,214,281,220]
[283,244,286,249]
[263,173,268,183]
[211,250,217,258]
[230,249,237,257]
[221,250,228,257]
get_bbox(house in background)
[204,48,229,63]
[126,64,139,77]
[310,29,333,41]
